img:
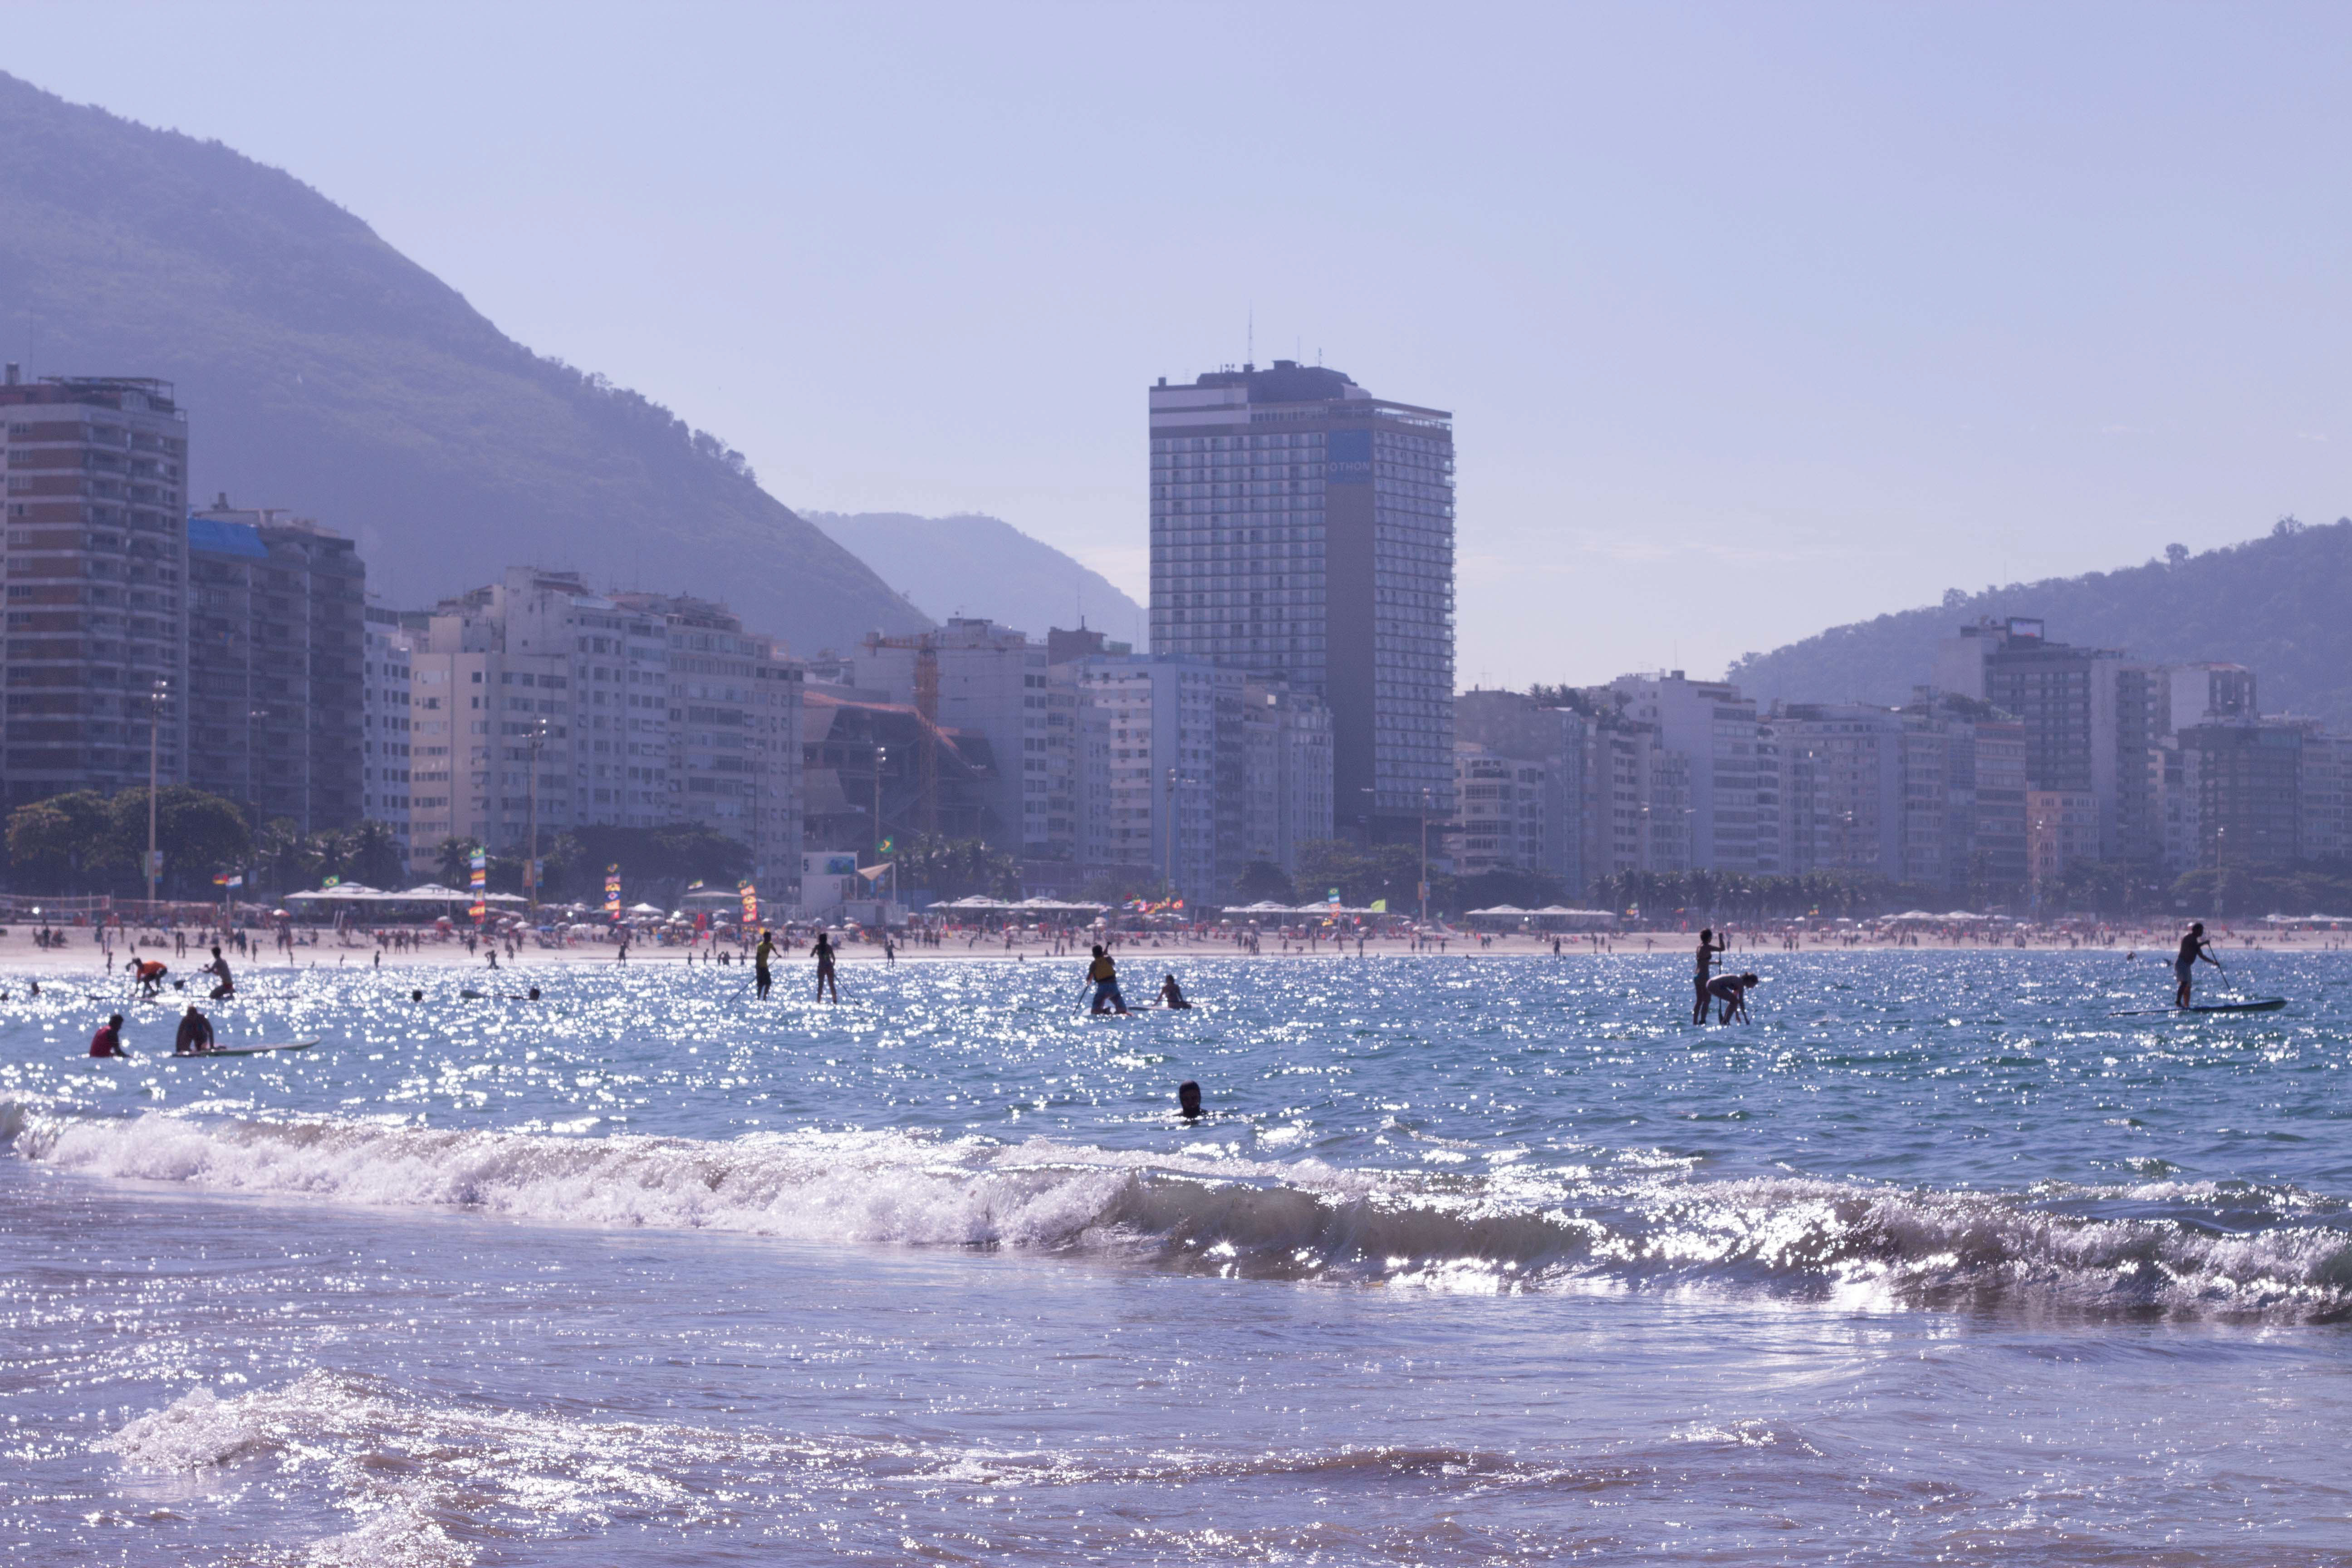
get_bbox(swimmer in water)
[1177,1080,1204,1120]
[89,1014,127,1057]
[1158,973,1191,1009]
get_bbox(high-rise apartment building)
[1936,617,2133,853]
[1606,672,1781,875]
[1068,654,1242,904]
[361,607,415,864]
[1449,744,1549,877]
[0,370,189,807]
[847,618,1071,858]
[1454,688,1590,895]
[1149,360,1454,843]
[185,503,365,833]
[613,589,804,893]
[1240,679,1333,877]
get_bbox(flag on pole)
[469,848,487,921]
[212,872,244,888]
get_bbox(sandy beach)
[5,917,2342,980]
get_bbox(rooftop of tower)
[1186,360,1364,402]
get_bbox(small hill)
[1725,519,2352,729]
[0,72,927,650]
[807,511,1148,647]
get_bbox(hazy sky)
[9,2,2352,686]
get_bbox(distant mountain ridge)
[1725,519,2352,729]
[807,511,1147,649]
[0,71,927,650]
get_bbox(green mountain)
[1725,519,2352,729]
[807,511,1148,648]
[0,71,927,650]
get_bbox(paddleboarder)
[1692,928,1730,1024]
[173,1004,217,1056]
[813,930,839,1003]
[2175,922,2221,1008]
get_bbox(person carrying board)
[2175,922,2221,1007]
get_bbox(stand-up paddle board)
[181,1040,319,1057]
[2110,999,2287,1017]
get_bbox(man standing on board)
[1692,928,1730,1024]
[2175,922,2221,1007]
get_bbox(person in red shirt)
[89,1014,126,1057]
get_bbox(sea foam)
[15,1103,2352,1317]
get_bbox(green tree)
[1232,859,1295,904]
[1293,840,1424,908]
[5,790,112,892]
[432,837,477,888]
[894,834,1020,901]
[102,787,254,897]
[347,820,407,888]
[251,817,323,895]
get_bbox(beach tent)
[1529,906,1619,930]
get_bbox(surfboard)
[2110,999,2287,1017]
[182,1040,319,1057]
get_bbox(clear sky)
[8,2,2351,688]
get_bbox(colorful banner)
[469,848,487,921]
[604,865,622,921]
[211,872,243,889]
[739,879,759,926]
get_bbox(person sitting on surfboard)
[1084,946,1128,1015]
[1158,973,1191,1010]
[173,1005,216,1056]
[2175,923,2220,1007]
[89,1014,125,1058]
[1707,971,1760,1024]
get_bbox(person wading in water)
[813,930,839,1004]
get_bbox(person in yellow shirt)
[1082,945,1128,1014]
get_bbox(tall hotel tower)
[1149,360,1455,841]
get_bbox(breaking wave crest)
[13,1102,2352,1318]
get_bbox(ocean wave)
[14,1103,2352,1318]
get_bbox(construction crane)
[862,631,941,835]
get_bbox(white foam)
[19,1105,2352,1314]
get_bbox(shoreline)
[3,923,2342,979]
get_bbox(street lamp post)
[524,718,547,911]
[145,678,169,907]
[873,744,888,862]
[1419,785,1433,928]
